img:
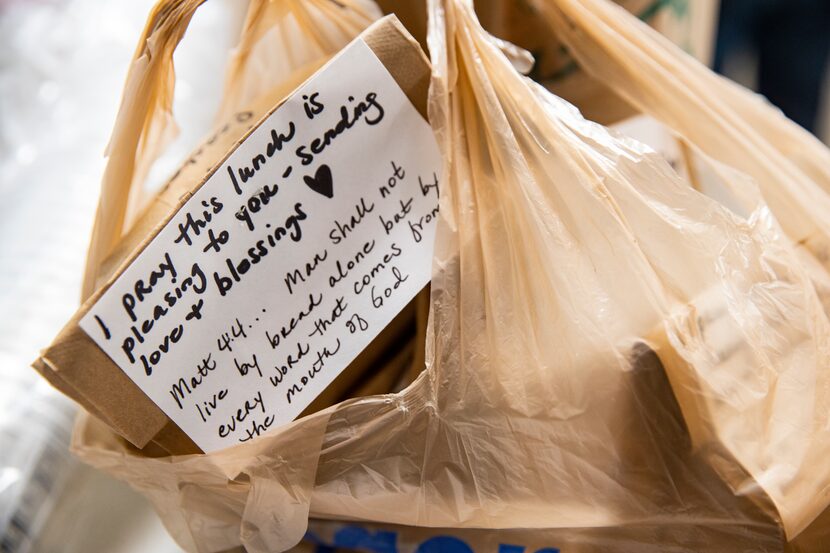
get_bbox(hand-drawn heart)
[303,164,334,199]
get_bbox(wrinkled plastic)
[216,0,382,124]
[531,0,830,538]
[71,0,830,551]
[532,0,830,266]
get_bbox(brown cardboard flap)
[34,14,432,453]
[36,317,168,448]
[363,16,430,121]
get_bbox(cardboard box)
[33,15,432,456]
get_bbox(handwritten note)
[79,39,441,453]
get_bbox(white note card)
[80,39,441,453]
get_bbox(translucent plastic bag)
[72,0,830,551]
[530,0,830,538]
[532,0,830,271]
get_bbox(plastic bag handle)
[81,0,379,301]
[216,0,371,124]
[81,0,206,300]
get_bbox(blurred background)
[0,1,241,551]
[714,0,830,136]
[0,0,826,552]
